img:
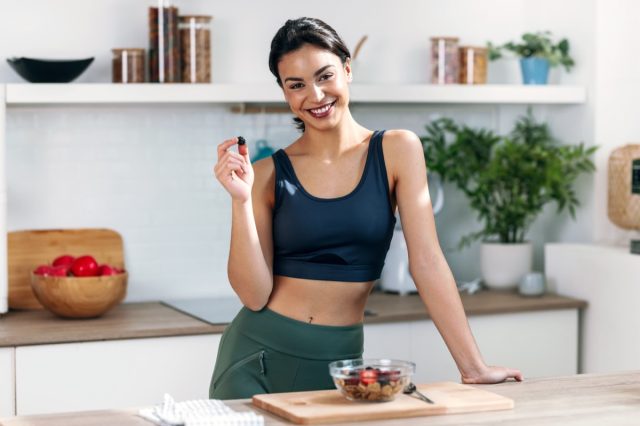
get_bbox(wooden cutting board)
[8,229,125,310]
[252,382,513,424]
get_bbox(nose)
[310,83,324,102]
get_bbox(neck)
[300,110,370,159]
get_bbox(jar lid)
[179,15,213,22]
[112,48,145,54]
[430,36,459,41]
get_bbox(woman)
[210,17,522,399]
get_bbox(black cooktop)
[162,296,243,325]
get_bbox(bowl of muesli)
[328,359,415,402]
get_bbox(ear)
[344,58,353,83]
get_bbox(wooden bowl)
[30,272,128,319]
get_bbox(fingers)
[222,151,246,162]
[461,366,523,384]
[214,146,248,177]
[497,367,524,383]
[237,136,248,157]
[214,157,247,181]
[509,369,524,382]
[217,137,241,161]
[214,137,254,188]
[217,137,252,160]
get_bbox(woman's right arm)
[215,138,274,310]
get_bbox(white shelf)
[5,83,283,105]
[351,84,586,104]
[4,83,586,105]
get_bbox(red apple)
[70,255,99,277]
[52,255,75,267]
[98,264,119,276]
[33,265,52,276]
[49,265,70,277]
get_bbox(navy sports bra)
[271,130,396,282]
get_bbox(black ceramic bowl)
[7,57,94,83]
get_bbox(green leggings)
[209,306,363,399]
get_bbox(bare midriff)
[266,275,375,326]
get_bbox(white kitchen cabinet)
[10,307,579,416]
[15,334,221,416]
[364,309,578,383]
[546,243,640,374]
[362,321,413,362]
[0,347,15,417]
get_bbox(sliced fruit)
[359,368,378,385]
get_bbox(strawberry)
[359,368,378,385]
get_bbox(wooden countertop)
[1,370,637,425]
[0,290,586,347]
[0,302,224,347]
[365,289,586,324]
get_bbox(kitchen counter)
[364,289,586,324]
[1,370,637,425]
[0,290,586,347]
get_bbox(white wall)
[592,0,640,246]
[3,0,598,300]
[0,0,528,84]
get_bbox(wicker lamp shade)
[608,144,640,230]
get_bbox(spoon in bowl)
[403,383,434,404]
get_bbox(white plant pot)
[480,242,533,289]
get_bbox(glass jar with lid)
[179,15,212,83]
[430,36,459,84]
[148,0,180,83]
[459,46,488,84]
[112,48,145,83]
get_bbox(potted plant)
[488,31,575,84]
[421,111,596,288]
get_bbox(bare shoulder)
[252,154,275,176]
[251,155,276,208]
[380,129,425,177]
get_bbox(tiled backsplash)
[6,104,562,301]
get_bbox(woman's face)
[277,44,352,131]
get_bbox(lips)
[307,101,336,118]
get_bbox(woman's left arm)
[386,130,523,384]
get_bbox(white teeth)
[309,102,334,114]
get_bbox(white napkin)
[138,393,264,426]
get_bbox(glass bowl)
[328,359,415,402]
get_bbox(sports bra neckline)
[277,130,378,202]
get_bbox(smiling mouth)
[307,101,337,117]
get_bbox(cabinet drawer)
[364,309,578,383]
[0,347,15,417]
[16,334,220,415]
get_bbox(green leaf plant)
[487,31,575,72]
[421,110,597,248]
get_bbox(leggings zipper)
[214,350,266,389]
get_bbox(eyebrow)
[283,65,335,83]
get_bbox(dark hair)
[269,17,351,132]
